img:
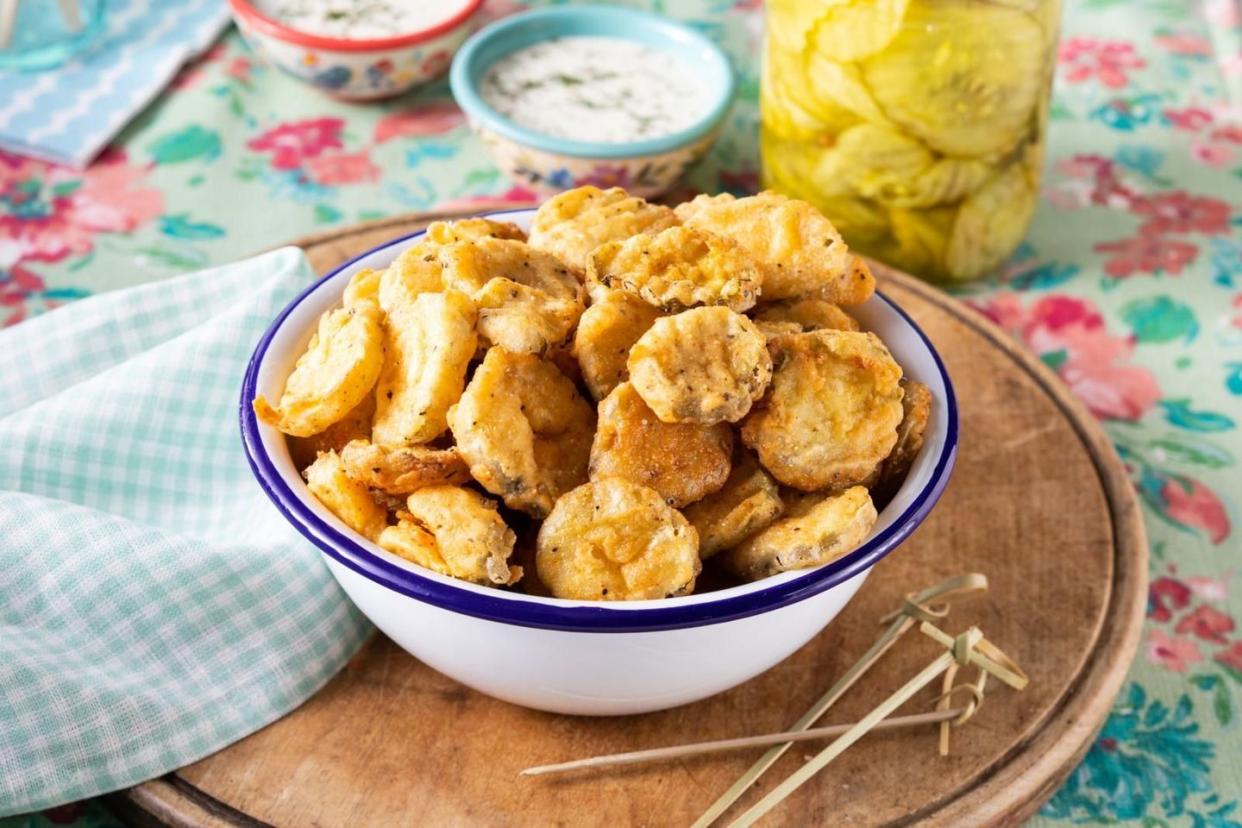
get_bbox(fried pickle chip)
[753,319,805,340]
[439,237,584,354]
[528,185,678,273]
[588,225,762,312]
[378,486,519,586]
[536,478,700,600]
[254,303,384,438]
[371,289,477,446]
[721,486,877,579]
[573,290,664,401]
[754,297,860,333]
[378,218,526,302]
[381,245,447,303]
[343,267,382,308]
[675,191,871,304]
[547,341,584,387]
[589,382,733,508]
[339,439,470,495]
[628,307,772,425]
[741,330,904,491]
[682,450,784,558]
[287,393,376,471]
[304,450,388,541]
[447,348,595,517]
[424,217,526,245]
[871,378,932,494]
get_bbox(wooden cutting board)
[115,208,1147,828]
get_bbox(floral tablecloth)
[1,0,1238,825]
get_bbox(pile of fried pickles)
[761,0,1060,281]
[255,186,932,601]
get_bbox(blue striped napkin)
[0,0,230,168]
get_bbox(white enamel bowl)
[240,208,959,716]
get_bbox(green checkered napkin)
[0,248,371,816]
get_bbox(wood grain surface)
[121,209,1148,827]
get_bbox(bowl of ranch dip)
[450,6,735,196]
[228,0,482,100]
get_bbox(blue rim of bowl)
[449,6,736,159]
[240,209,959,633]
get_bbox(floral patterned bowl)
[228,0,482,101]
[449,7,735,197]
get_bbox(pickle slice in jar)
[813,123,990,210]
[808,0,910,63]
[859,0,1045,158]
[761,130,835,204]
[804,52,891,126]
[762,47,860,142]
[765,0,827,52]
[945,162,1038,281]
[886,206,956,276]
[814,124,933,201]
[811,195,892,245]
[897,157,993,209]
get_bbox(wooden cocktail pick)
[726,623,1028,828]
[691,572,989,828]
[520,707,968,777]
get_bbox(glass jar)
[761,0,1062,282]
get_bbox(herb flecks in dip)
[479,37,710,144]
[257,0,472,39]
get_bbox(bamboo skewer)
[727,624,1028,828]
[728,633,982,828]
[691,572,989,828]
[520,708,967,778]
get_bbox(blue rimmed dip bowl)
[449,6,736,196]
[239,208,959,716]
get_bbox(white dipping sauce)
[479,36,711,143]
[257,0,473,39]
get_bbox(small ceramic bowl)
[228,0,482,101]
[241,209,958,716]
[449,7,735,197]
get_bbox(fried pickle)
[720,485,877,579]
[304,450,388,541]
[378,485,520,586]
[287,392,376,471]
[628,307,772,425]
[447,348,595,517]
[869,378,932,495]
[378,217,526,302]
[589,382,733,508]
[682,450,784,558]
[339,438,470,495]
[675,190,873,304]
[741,330,904,491]
[528,185,678,273]
[754,296,860,333]
[371,289,477,446]
[343,267,382,309]
[439,237,584,354]
[254,303,384,438]
[573,290,664,401]
[588,225,762,312]
[536,478,700,600]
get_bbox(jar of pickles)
[761,0,1062,282]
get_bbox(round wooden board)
[119,208,1147,828]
